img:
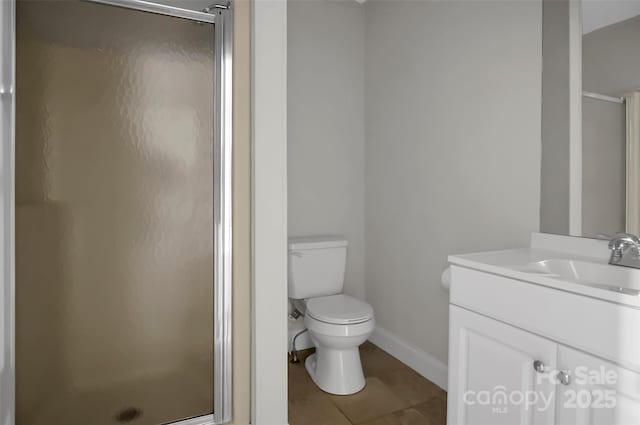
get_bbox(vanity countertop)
[448,246,640,308]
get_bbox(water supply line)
[289,329,308,363]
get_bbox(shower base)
[22,369,212,425]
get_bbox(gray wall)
[541,0,571,235]
[364,0,542,365]
[287,0,366,300]
[288,0,542,368]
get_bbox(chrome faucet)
[608,233,640,268]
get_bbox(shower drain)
[114,407,143,423]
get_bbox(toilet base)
[305,348,366,395]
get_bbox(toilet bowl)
[302,294,375,395]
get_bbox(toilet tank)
[288,236,348,299]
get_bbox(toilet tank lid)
[288,236,348,250]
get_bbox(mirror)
[541,0,640,238]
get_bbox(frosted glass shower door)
[15,1,216,424]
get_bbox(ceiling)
[583,0,640,34]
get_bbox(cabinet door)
[556,346,640,425]
[448,306,557,425]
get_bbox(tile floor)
[288,343,447,425]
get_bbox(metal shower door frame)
[0,1,233,424]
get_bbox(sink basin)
[517,259,640,296]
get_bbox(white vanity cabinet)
[555,347,640,425]
[447,263,640,425]
[448,306,557,425]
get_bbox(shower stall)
[0,0,233,424]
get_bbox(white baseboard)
[369,327,448,391]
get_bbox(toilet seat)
[305,313,375,338]
[306,294,373,325]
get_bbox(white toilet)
[288,236,375,395]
